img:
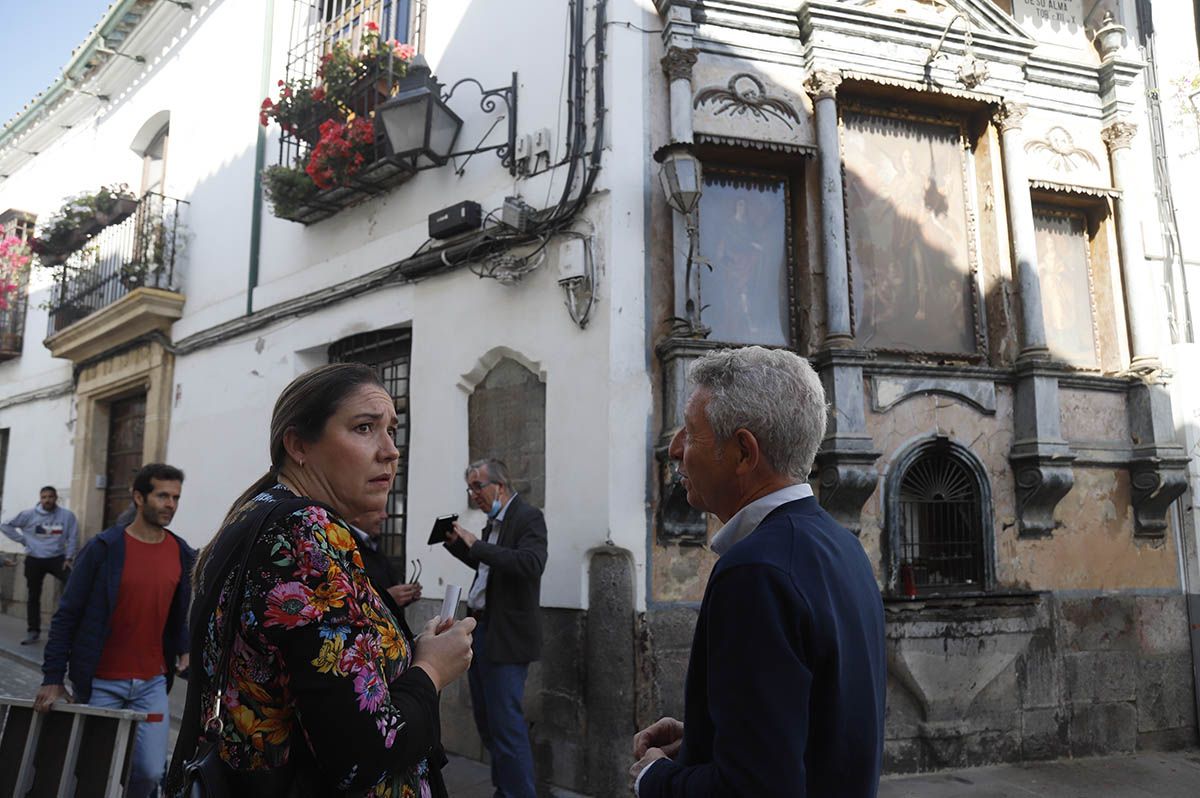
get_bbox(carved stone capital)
[1129,457,1189,538]
[814,449,881,536]
[804,70,843,101]
[994,102,1029,133]
[1101,120,1138,152]
[661,47,699,82]
[1009,452,1075,538]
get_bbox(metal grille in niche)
[897,452,985,593]
[329,328,412,578]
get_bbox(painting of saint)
[1033,208,1098,366]
[843,111,977,354]
[697,171,790,346]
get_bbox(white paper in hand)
[440,584,462,623]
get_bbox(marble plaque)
[1013,0,1087,48]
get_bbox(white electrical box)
[557,237,586,283]
[533,127,552,158]
[515,133,533,170]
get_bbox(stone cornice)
[44,287,185,364]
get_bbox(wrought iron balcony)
[45,193,187,337]
[0,270,29,361]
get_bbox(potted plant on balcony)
[93,184,139,226]
[262,77,342,145]
[0,224,31,313]
[346,22,414,115]
[263,161,319,219]
[305,118,377,190]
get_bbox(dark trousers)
[467,618,536,798]
[25,555,68,633]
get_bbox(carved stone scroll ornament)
[994,101,1028,132]
[815,451,880,537]
[661,47,699,82]
[1100,120,1138,152]
[1024,127,1100,173]
[693,73,802,127]
[1129,458,1189,538]
[1010,456,1075,538]
[803,70,843,102]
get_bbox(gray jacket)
[1,505,80,559]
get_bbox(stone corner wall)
[884,591,1198,773]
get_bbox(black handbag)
[168,497,322,798]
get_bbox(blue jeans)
[89,675,170,798]
[468,619,536,798]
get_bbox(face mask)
[488,497,502,519]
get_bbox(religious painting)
[696,169,791,346]
[843,109,978,355]
[1033,207,1099,366]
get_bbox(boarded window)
[468,358,546,508]
[843,109,979,356]
[696,169,791,346]
[1033,206,1099,367]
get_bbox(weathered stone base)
[882,591,1198,773]
[416,588,1197,793]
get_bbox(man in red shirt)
[36,463,194,798]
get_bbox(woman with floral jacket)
[168,364,475,797]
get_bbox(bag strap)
[167,495,326,791]
[203,497,293,735]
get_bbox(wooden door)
[103,394,146,528]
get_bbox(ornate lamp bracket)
[441,73,520,175]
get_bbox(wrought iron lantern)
[375,57,464,169]
[654,143,703,216]
[376,56,520,176]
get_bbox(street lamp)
[375,57,464,169]
[654,142,703,215]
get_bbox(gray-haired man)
[631,346,886,797]
[443,458,547,798]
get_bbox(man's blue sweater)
[640,496,886,797]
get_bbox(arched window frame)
[885,435,995,596]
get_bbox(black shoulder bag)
[168,497,323,798]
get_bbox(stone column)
[995,102,1049,360]
[805,70,852,347]
[662,46,698,144]
[1101,120,1160,370]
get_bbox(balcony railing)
[45,193,187,337]
[0,268,29,361]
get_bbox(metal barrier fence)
[0,696,151,797]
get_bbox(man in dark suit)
[631,347,886,797]
[444,458,547,798]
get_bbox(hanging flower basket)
[96,196,139,227]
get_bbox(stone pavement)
[3,608,1199,796]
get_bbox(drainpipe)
[248,0,276,315]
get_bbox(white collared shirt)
[709,482,814,556]
[465,492,517,611]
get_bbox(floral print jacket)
[200,486,442,797]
